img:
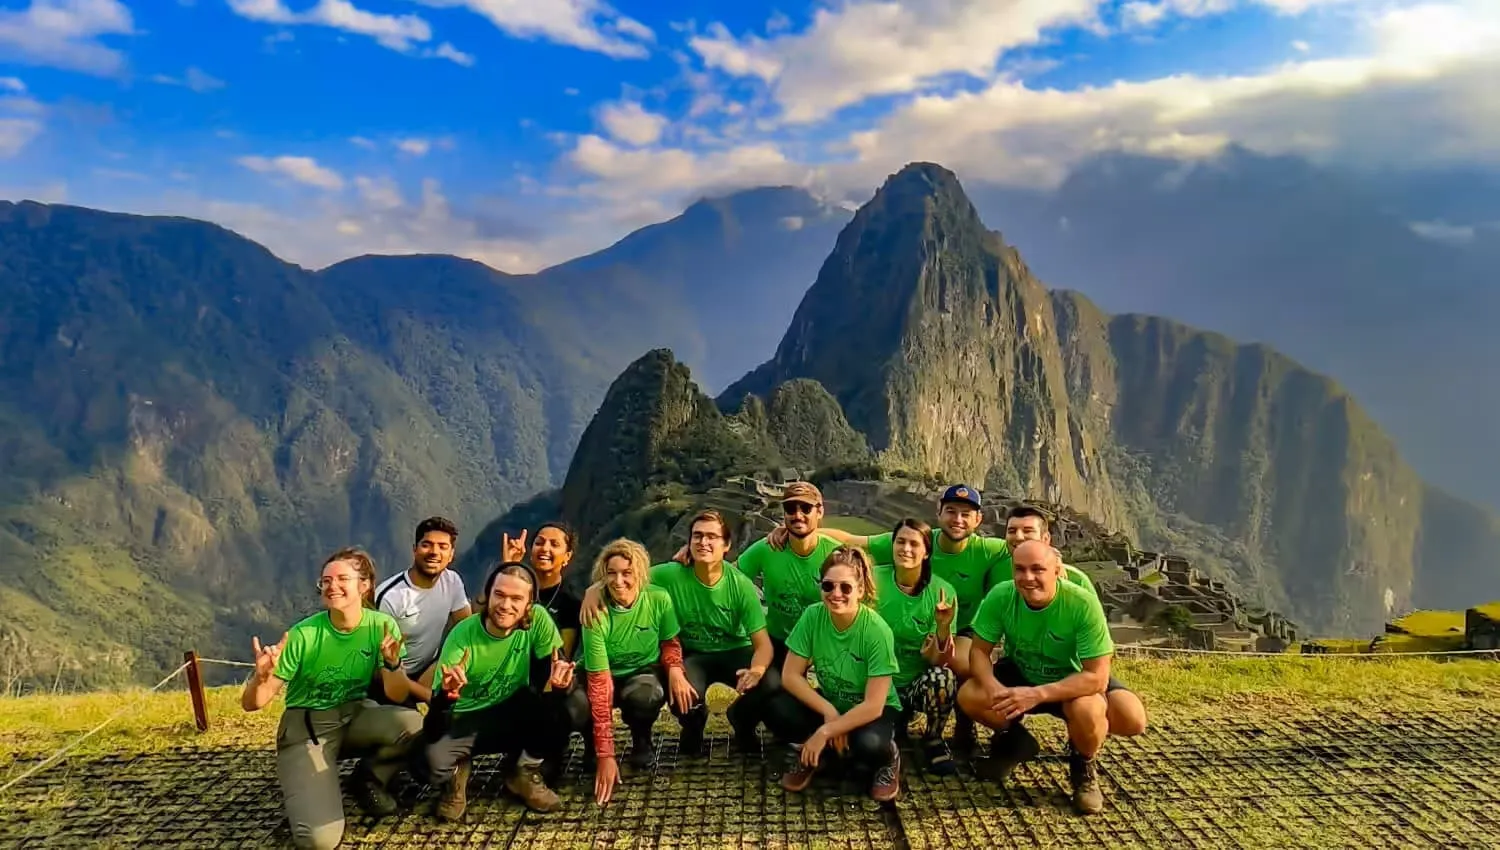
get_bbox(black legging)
[763,689,902,770]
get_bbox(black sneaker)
[921,738,957,776]
[350,764,398,817]
[1069,749,1104,814]
[977,723,1040,784]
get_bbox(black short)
[957,625,977,639]
[993,658,1128,718]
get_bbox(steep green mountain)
[721,162,1500,634]
[0,189,845,688]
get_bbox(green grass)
[822,514,888,536]
[1390,609,1467,636]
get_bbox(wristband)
[383,658,401,672]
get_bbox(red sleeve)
[586,670,616,759]
[660,637,684,672]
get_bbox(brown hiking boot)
[870,743,901,802]
[506,759,561,813]
[1069,749,1105,814]
[779,743,817,793]
[435,758,470,822]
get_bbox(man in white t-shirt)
[374,516,472,704]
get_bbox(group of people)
[242,483,1149,850]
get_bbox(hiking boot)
[1069,749,1105,814]
[435,758,470,822]
[779,743,817,793]
[350,763,397,817]
[505,760,561,813]
[921,737,957,776]
[870,742,901,802]
[979,723,1041,784]
[628,728,656,771]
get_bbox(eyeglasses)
[316,575,361,590]
[783,501,820,516]
[820,580,856,595]
[690,531,723,542]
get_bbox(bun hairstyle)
[323,547,379,609]
[891,517,934,593]
[820,545,879,607]
[480,560,538,630]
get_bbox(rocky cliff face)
[721,162,1500,634]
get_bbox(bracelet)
[383,658,401,672]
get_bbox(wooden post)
[184,650,209,732]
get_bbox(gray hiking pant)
[276,699,423,850]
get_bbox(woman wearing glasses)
[764,546,903,802]
[241,548,424,850]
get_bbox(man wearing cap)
[770,484,1013,751]
[733,481,845,747]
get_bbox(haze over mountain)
[966,148,1500,511]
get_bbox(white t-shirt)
[374,568,470,675]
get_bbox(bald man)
[958,540,1131,815]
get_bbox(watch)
[383,658,401,672]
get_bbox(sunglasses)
[820,580,856,595]
[783,501,819,516]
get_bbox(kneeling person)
[566,539,685,805]
[958,540,1124,815]
[424,563,575,821]
[766,546,903,803]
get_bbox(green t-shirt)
[866,531,1011,630]
[437,606,562,715]
[581,586,680,676]
[275,609,405,711]
[1064,563,1097,596]
[785,604,902,714]
[970,581,1114,685]
[648,562,767,654]
[736,535,842,642]
[872,567,957,690]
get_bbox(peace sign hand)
[934,587,955,628]
[251,633,286,681]
[379,623,406,668]
[501,530,529,564]
[440,648,471,701]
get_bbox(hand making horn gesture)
[251,633,287,681]
[549,655,576,690]
[379,622,406,669]
[934,587,955,629]
[440,647,471,701]
[501,529,529,564]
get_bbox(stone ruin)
[679,472,1303,652]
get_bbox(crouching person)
[958,540,1131,815]
[765,546,904,802]
[565,538,684,805]
[242,548,423,850]
[422,562,574,821]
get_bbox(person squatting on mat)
[565,538,685,805]
[241,547,424,850]
[764,545,904,803]
[420,561,575,822]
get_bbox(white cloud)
[0,77,25,92]
[690,0,1104,124]
[349,135,376,149]
[413,0,654,58]
[151,66,226,93]
[0,117,43,157]
[429,41,474,65]
[227,0,432,52]
[566,133,806,203]
[1122,0,1356,28]
[396,137,432,156]
[237,154,346,191]
[597,100,668,146]
[1292,39,1311,52]
[1409,220,1477,244]
[825,0,1500,190]
[0,0,135,76]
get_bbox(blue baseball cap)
[940,484,982,509]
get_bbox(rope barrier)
[0,660,192,797]
[1117,644,1500,658]
[196,657,256,668]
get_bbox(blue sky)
[0,0,1495,271]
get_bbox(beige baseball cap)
[781,481,823,505]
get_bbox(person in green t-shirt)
[581,510,775,756]
[871,518,959,776]
[1004,504,1148,741]
[958,540,1135,816]
[421,562,577,822]
[566,538,687,806]
[765,546,904,803]
[241,547,423,850]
